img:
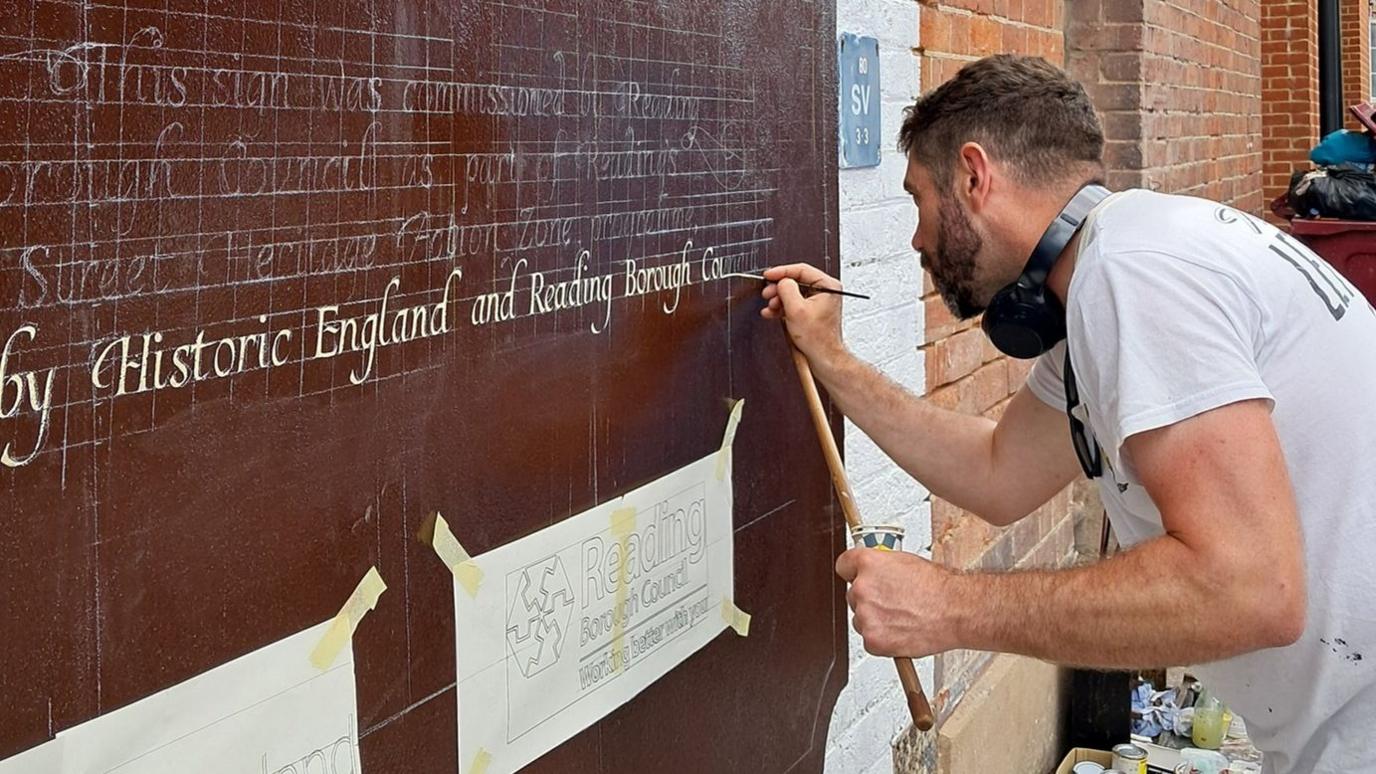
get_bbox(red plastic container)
[1290,218,1376,305]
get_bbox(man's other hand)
[836,547,962,659]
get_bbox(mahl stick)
[789,346,936,732]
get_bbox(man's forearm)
[945,536,1287,668]
[811,351,1017,522]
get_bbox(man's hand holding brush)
[758,264,850,374]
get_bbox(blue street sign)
[839,33,881,169]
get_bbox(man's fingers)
[835,547,863,582]
[776,278,807,314]
[862,635,896,658]
[764,263,840,290]
[762,263,803,280]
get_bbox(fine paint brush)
[723,272,871,300]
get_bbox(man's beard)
[928,194,986,320]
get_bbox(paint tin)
[1071,762,1106,774]
[849,524,905,551]
[1111,743,1148,774]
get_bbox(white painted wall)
[826,1,932,773]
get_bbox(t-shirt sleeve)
[1069,249,1275,481]
[1024,340,1067,408]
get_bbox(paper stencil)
[0,739,61,773]
[454,452,735,773]
[56,621,361,774]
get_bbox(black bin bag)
[1287,164,1376,221]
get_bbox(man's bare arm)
[818,354,1081,525]
[932,398,1306,667]
[761,262,1081,526]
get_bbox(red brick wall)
[916,0,1079,725]
[918,0,1065,91]
[1067,0,1263,213]
[1145,0,1263,212]
[1065,0,1148,193]
[1341,0,1373,127]
[1261,0,1320,223]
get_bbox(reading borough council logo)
[505,555,575,678]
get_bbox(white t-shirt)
[1026,190,1376,774]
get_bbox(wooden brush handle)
[790,347,862,529]
[895,656,936,731]
[789,345,936,733]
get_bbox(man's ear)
[957,142,994,213]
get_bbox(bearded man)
[762,55,1376,773]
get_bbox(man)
[762,55,1376,773]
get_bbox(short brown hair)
[899,55,1105,190]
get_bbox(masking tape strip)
[716,399,745,482]
[310,566,387,670]
[721,597,751,637]
[468,748,492,774]
[609,506,637,673]
[610,506,637,539]
[431,512,483,597]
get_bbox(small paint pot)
[1112,743,1148,774]
[850,524,905,551]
